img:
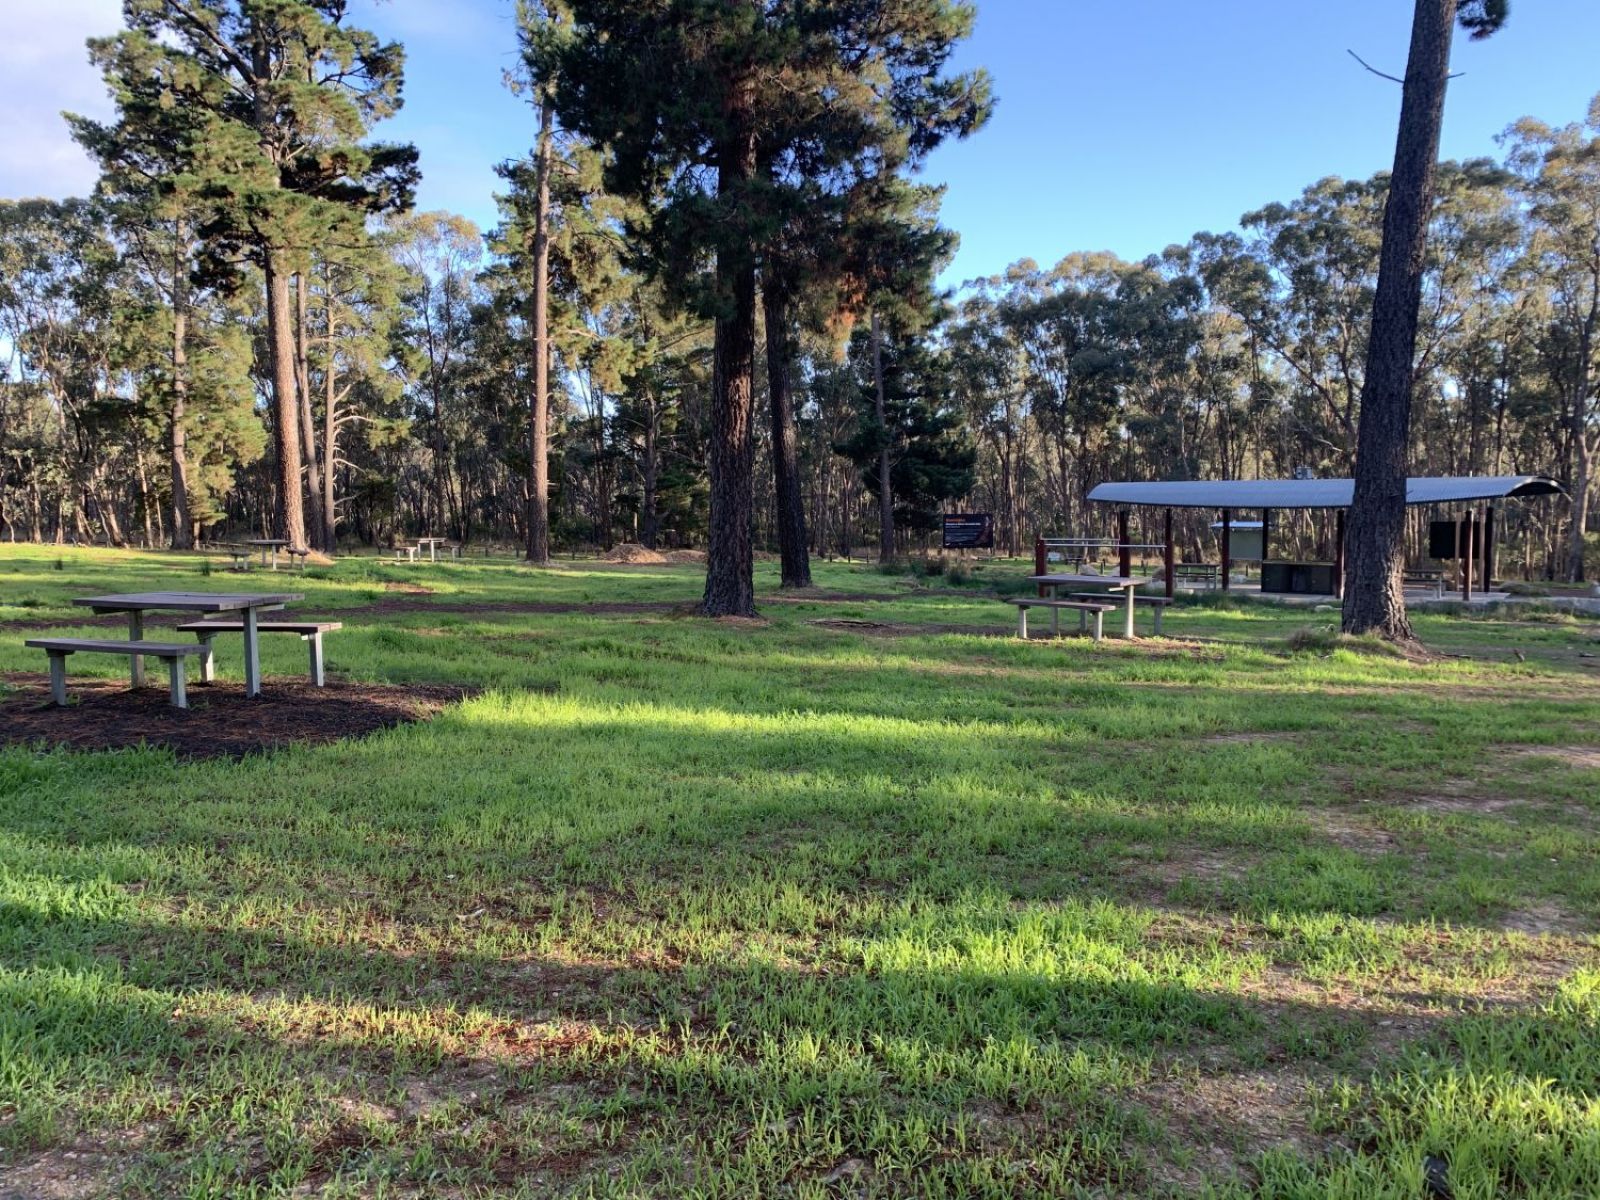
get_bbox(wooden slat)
[177,620,341,634]
[25,638,207,656]
[73,592,302,612]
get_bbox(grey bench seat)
[1006,597,1116,642]
[26,638,208,709]
[175,619,341,686]
[1067,591,1172,635]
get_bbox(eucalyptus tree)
[105,0,417,550]
[1504,96,1600,580]
[537,0,989,615]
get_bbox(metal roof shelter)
[1078,474,1566,601]
[1087,475,1564,510]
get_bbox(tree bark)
[700,62,759,618]
[168,221,195,550]
[871,310,894,562]
[294,273,327,550]
[762,275,812,587]
[322,310,338,552]
[526,90,555,565]
[1343,0,1457,642]
[264,249,307,548]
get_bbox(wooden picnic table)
[246,538,290,570]
[73,591,303,697]
[414,536,455,562]
[1027,574,1149,640]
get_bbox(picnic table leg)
[1091,611,1103,642]
[1123,588,1136,639]
[1017,607,1028,639]
[127,611,146,688]
[243,606,261,697]
[307,632,325,687]
[197,633,216,683]
[165,656,188,709]
[48,651,69,706]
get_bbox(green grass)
[2,544,1599,1197]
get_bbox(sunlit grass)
[1,543,1598,1196]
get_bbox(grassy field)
[2,544,1598,1198]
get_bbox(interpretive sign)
[942,513,994,550]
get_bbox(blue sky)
[5,0,1598,287]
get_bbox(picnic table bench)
[1404,569,1445,597]
[395,538,461,563]
[43,595,302,704]
[1008,597,1117,642]
[211,542,253,571]
[177,619,341,686]
[25,638,208,709]
[1066,591,1172,636]
[1173,563,1220,589]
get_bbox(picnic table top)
[73,592,304,614]
[1027,573,1147,589]
[246,538,290,547]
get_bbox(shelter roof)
[1086,476,1565,510]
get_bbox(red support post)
[1463,508,1475,602]
[1163,507,1175,599]
[1117,510,1131,578]
[1220,509,1232,591]
[1334,509,1346,599]
[1482,504,1495,591]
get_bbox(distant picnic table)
[246,538,290,570]
[1027,573,1150,640]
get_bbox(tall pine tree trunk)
[168,222,195,550]
[871,310,894,562]
[700,60,759,618]
[1571,405,1593,582]
[526,92,555,565]
[322,315,339,553]
[294,273,327,551]
[264,249,307,549]
[762,276,812,588]
[1343,0,1457,641]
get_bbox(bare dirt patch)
[383,580,436,595]
[1200,732,1302,746]
[0,674,469,760]
[1137,1063,1331,1191]
[1511,744,1600,771]
[808,617,1004,639]
[0,1130,153,1200]
[1306,807,1398,855]
[1498,901,1591,938]
[603,543,668,564]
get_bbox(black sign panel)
[1428,519,1478,560]
[942,513,994,550]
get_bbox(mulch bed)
[0,674,470,761]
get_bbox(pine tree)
[1343,0,1509,640]
[106,0,417,550]
[537,0,989,615]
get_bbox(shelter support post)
[1262,508,1272,563]
[1462,509,1476,602]
[1117,510,1131,578]
[1163,508,1175,599]
[1483,504,1496,591]
[1034,538,1047,597]
[1334,509,1346,599]
[1220,509,1231,591]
